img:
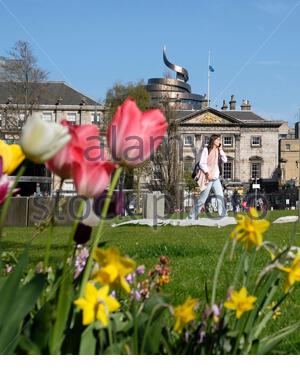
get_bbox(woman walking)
[188,134,227,219]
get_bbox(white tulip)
[21,114,71,163]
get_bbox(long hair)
[207,134,221,154]
[207,134,223,176]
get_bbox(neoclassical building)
[146,49,289,187]
[176,102,288,184]
[279,124,299,184]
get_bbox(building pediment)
[177,108,243,125]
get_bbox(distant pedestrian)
[241,200,247,212]
[231,189,240,213]
[188,134,227,219]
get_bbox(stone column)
[234,134,241,180]
[55,110,63,123]
[195,134,202,160]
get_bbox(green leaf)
[110,312,132,334]
[0,250,28,326]
[257,322,300,354]
[0,274,46,354]
[49,269,74,354]
[142,320,163,354]
[251,310,274,341]
[139,300,169,354]
[79,325,97,355]
[143,294,169,314]
[104,338,130,354]
[30,301,55,352]
[244,272,278,335]
[17,335,41,355]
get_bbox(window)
[285,143,291,151]
[223,162,232,179]
[67,113,77,125]
[251,163,261,179]
[42,112,52,122]
[251,136,261,147]
[204,136,210,147]
[183,157,194,172]
[62,181,74,192]
[183,135,195,147]
[91,113,101,124]
[223,136,233,147]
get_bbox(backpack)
[191,148,223,180]
[191,162,200,180]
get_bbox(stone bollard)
[143,192,165,224]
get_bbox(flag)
[209,65,215,72]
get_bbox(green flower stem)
[79,167,123,297]
[0,166,26,242]
[211,240,229,307]
[107,320,114,349]
[232,318,247,354]
[132,299,139,354]
[140,303,167,354]
[245,250,257,288]
[232,250,247,289]
[44,224,54,271]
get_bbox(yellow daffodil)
[173,297,198,333]
[279,253,300,293]
[230,207,270,250]
[93,247,136,293]
[74,282,120,326]
[0,140,25,175]
[224,287,257,319]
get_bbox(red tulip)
[107,98,168,167]
[46,123,102,179]
[72,147,116,198]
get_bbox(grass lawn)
[1,209,300,353]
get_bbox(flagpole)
[207,49,211,107]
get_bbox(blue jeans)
[188,178,226,219]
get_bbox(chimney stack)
[229,95,236,110]
[221,99,228,110]
[202,94,208,108]
[241,99,251,111]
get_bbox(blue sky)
[0,0,300,125]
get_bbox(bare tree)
[147,96,183,212]
[1,40,48,138]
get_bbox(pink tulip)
[0,174,10,205]
[0,157,10,205]
[107,98,168,167]
[72,147,116,198]
[46,123,102,179]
